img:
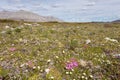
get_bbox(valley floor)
[0,21,120,80]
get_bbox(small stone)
[25,70,28,72]
[71,69,74,71]
[79,59,87,67]
[11,44,15,46]
[11,28,14,30]
[20,64,25,68]
[1,31,6,34]
[86,39,91,44]
[85,77,88,80]
[113,54,120,59]
[5,25,10,29]
[33,66,36,69]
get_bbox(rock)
[86,39,91,44]
[113,54,120,59]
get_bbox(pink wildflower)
[9,47,16,52]
[65,58,79,70]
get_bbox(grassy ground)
[0,20,120,80]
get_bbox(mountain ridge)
[112,19,120,23]
[0,10,63,22]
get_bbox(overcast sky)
[0,0,120,22]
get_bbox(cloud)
[81,7,88,11]
[0,0,120,22]
[14,0,20,1]
[85,2,96,6]
[4,0,22,3]
[51,4,62,8]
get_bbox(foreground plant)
[65,58,79,70]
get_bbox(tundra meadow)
[0,20,120,80]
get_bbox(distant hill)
[112,20,120,23]
[0,10,63,22]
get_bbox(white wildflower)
[0,58,3,61]
[62,50,65,53]
[45,68,50,74]
[37,66,40,69]
[47,59,51,63]
[19,38,23,42]
[106,60,111,64]
[83,73,86,76]
[82,76,85,79]
[55,56,59,58]
[40,69,43,72]
[89,75,93,78]
[11,54,13,56]
[69,72,72,75]
[50,76,54,79]
[65,72,69,75]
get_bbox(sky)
[0,0,120,22]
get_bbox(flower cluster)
[65,58,79,70]
[9,47,16,52]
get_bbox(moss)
[28,74,39,80]
[46,68,62,80]
[0,67,8,79]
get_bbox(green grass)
[0,20,120,80]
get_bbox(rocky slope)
[0,10,62,22]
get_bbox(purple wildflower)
[65,58,79,70]
[9,47,16,52]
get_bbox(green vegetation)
[0,20,120,80]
